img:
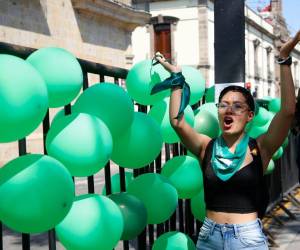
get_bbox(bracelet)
[276,55,292,66]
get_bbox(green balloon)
[282,137,289,149]
[148,98,194,143]
[126,60,170,105]
[181,66,205,105]
[102,171,134,195]
[252,107,271,126]
[191,189,206,222]
[56,194,123,250]
[199,103,219,120]
[247,120,270,138]
[194,108,220,138]
[272,147,283,161]
[0,54,48,142]
[161,156,203,199]
[0,154,74,233]
[111,112,163,169]
[152,231,196,250]
[264,160,275,175]
[109,192,147,240]
[204,86,215,103]
[268,98,281,113]
[27,47,83,107]
[73,83,134,138]
[127,173,178,224]
[46,113,113,177]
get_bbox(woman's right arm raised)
[155,54,211,159]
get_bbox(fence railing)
[0,42,299,250]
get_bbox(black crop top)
[202,137,265,214]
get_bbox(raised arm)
[154,54,211,160]
[258,31,300,169]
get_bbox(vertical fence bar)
[178,200,184,232]
[43,111,57,250]
[18,139,30,250]
[148,224,154,247]
[185,199,194,237]
[155,152,162,173]
[82,71,95,194]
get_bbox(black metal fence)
[0,42,299,250]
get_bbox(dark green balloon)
[56,194,123,250]
[0,54,48,142]
[272,147,283,161]
[194,108,220,138]
[46,113,113,177]
[191,189,206,222]
[268,98,281,113]
[102,172,134,195]
[161,156,203,199]
[152,231,196,250]
[27,47,83,107]
[0,154,74,233]
[204,86,215,103]
[282,137,289,149]
[125,60,170,105]
[247,120,270,138]
[73,83,134,138]
[111,112,163,168]
[127,173,178,224]
[109,193,147,240]
[148,98,195,143]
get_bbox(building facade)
[132,0,300,97]
[0,0,150,166]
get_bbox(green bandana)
[211,133,249,181]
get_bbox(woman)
[154,31,299,250]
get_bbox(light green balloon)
[252,107,271,126]
[127,173,178,224]
[161,156,203,199]
[0,154,74,233]
[111,112,163,168]
[125,60,170,105]
[268,98,281,113]
[73,83,134,138]
[102,171,134,195]
[199,103,219,120]
[46,113,113,177]
[264,160,275,175]
[109,192,147,240]
[27,47,83,107]
[56,194,123,250]
[181,66,205,105]
[0,54,48,142]
[272,147,283,161]
[204,86,215,103]
[248,120,271,138]
[191,189,206,222]
[152,231,196,250]
[148,98,194,143]
[194,108,220,138]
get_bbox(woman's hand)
[154,52,181,73]
[279,30,300,58]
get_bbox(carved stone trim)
[72,0,151,31]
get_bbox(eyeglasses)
[216,102,250,115]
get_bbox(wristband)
[276,55,292,66]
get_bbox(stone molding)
[72,0,151,31]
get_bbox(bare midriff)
[206,210,258,224]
